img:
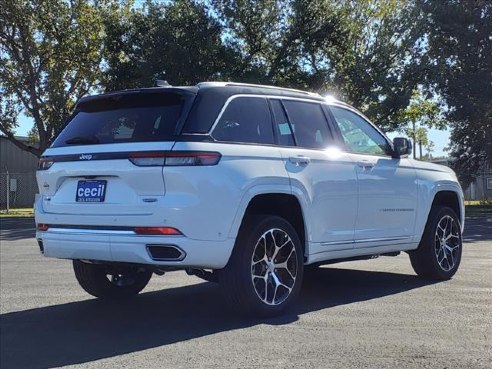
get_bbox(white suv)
[35,82,464,316]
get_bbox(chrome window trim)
[207,94,394,155]
[207,94,333,136]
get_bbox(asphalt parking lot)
[1,217,491,369]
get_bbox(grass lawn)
[0,208,34,218]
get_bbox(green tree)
[419,0,492,187]
[424,140,435,160]
[0,0,118,156]
[211,0,427,131]
[398,90,445,159]
[103,0,237,91]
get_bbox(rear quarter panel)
[167,141,291,241]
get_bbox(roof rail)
[196,81,322,97]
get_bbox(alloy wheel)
[434,215,461,271]
[251,228,298,306]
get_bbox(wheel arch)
[416,188,465,244]
[229,189,309,258]
[431,190,462,223]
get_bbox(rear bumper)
[36,228,235,269]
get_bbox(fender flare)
[417,181,465,241]
[227,184,312,253]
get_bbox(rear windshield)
[52,92,189,147]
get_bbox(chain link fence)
[0,172,39,210]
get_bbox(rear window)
[52,92,188,147]
[282,100,333,149]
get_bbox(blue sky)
[387,128,450,158]
[14,112,451,157]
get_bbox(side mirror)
[393,137,412,158]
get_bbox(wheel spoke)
[445,232,460,242]
[275,248,296,280]
[271,272,293,304]
[262,278,269,303]
[448,249,455,267]
[444,244,459,252]
[437,224,446,237]
[271,234,291,261]
[275,248,295,268]
[436,247,446,264]
[252,255,267,266]
[444,217,451,235]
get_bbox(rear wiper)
[65,136,99,145]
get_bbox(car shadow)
[0,218,35,241]
[0,267,437,369]
[463,216,492,242]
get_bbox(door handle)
[357,161,374,170]
[289,156,311,166]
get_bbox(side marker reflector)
[134,227,183,236]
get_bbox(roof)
[197,81,324,99]
[73,81,341,134]
[77,81,330,105]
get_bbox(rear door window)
[52,92,188,147]
[270,99,295,146]
[212,97,274,145]
[282,100,333,149]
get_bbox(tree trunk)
[412,121,417,159]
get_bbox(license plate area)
[76,180,107,203]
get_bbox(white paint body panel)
[36,116,464,269]
[350,154,418,242]
[278,146,358,248]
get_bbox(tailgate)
[38,143,174,216]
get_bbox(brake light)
[134,227,183,235]
[129,151,221,167]
[38,158,54,170]
[37,223,49,231]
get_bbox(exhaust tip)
[146,244,185,261]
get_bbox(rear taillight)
[134,227,183,236]
[129,151,221,167]
[37,223,49,231]
[38,158,54,170]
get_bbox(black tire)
[409,206,463,280]
[73,260,152,299]
[218,215,304,317]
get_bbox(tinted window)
[53,93,186,147]
[270,99,295,146]
[282,100,332,148]
[330,106,391,156]
[212,97,274,144]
